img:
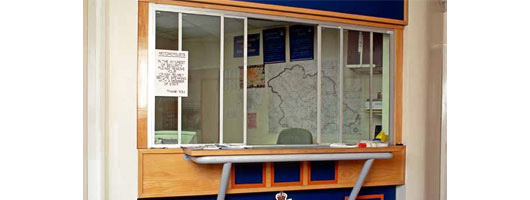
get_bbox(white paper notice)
[155,50,188,97]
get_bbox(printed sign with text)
[155,50,188,97]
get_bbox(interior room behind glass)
[153,11,391,146]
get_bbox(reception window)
[148,4,393,147]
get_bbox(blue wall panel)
[273,162,301,183]
[234,163,263,184]
[310,161,336,181]
[143,186,396,200]
[236,0,405,20]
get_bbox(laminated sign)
[155,50,188,97]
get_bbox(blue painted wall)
[143,186,396,200]
[236,0,405,20]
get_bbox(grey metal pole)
[348,158,375,200]
[217,162,232,200]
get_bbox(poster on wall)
[155,50,188,97]
[240,64,265,89]
[234,34,260,57]
[248,112,257,129]
[263,27,286,63]
[289,25,314,61]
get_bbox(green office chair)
[276,128,313,144]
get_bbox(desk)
[184,147,398,200]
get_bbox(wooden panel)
[137,1,149,149]
[141,0,404,30]
[184,146,405,156]
[337,148,405,186]
[139,147,405,198]
[139,150,222,198]
[393,29,403,144]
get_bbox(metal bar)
[369,32,373,140]
[189,152,392,164]
[217,162,232,200]
[317,25,322,144]
[389,32,395,144]
[348,158,375,200]
[243,17,248,145]
[178,12,183,145]
[339,28,344,143]
[219,15,224,144]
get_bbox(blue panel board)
[310,161,336,181]
[144,186,396,200]
[273,162,300,183]
[289,25,314,61]
[263,27,286,63]
[236,0,404,20]
[234,33,260,57]
[234,163,263,184]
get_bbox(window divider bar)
[317,25,322,144]
[243,17,248,145]
[339,28,344,143]
[369,32,373,140]
[219,16,224,144]
[178,12,183,146]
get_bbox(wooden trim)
[393,29,403,144]
[137,1,149,149]
[307,161,339,185]
[230,163,267,189]
[181,0,406,25]
[184,146,404,156]
[404,0,409,25]
[142,0,404,30]
[138,150,144,197]
[345,194,385,200]
[271,162,304,187]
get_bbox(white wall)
[106,0,138,199]
[402,0,445,199]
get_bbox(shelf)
[346,64,382,74]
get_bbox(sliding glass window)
[149,5,393,147]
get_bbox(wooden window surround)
[137,0,404,149]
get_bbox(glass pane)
[343,30,372,143]
[182,13,221,144]
[154,11,179,144]
[156,11,179,50]
[377,33,391,142]
[154,97,178,144]
[245,18,318,145]
[320,27,341,144]
[223,17,244,143]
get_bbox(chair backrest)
[276,128,313,144]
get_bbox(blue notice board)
[263,27,286,63]
[234,33,260,57]
[289,25,314,61]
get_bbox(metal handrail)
[186,152,392,200]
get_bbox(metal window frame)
[147,3,395,148]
